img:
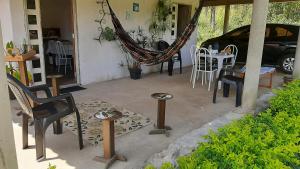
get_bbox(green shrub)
[48,164,56,169]
[175,111,300,169]
[145,165,156,169]
[270,80,300,117]
[149,80,300,169]
[160,162,175,169]
[145,162,175,169]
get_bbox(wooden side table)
[94,111,127,169]
[47,74,64,134]
[5,50,37,86]
[149,93,173,137]
[240,67,276,89]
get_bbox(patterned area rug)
[63,100,151,145]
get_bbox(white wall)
[0,0,14,44]
[10,0,27,45]
[76,0,198,85]
[0,0,27,46]
[41,0,73,40]
[0,0,28,70]
[1,0,198,85]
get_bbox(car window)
[265,27,271,38]
[275,27,293,37]
[286,31,293,37]
[239,30,250,39]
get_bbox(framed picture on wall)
[133,3,139,12]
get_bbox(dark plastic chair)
[158,40,182,76]
[7,73,83,161]
[213,68,244,107]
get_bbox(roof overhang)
[203,0,300,7]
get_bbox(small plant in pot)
[128,62,142,80]
[6,64,33,99]
[119,44,142,80]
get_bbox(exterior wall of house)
[1,0,199,85]
[76,0,199,85]
[0,0,27,47]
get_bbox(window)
[265,27,271,38]
[228,27,249,37]
[275,27,293,37]
[229,30,243,37]
[27,0,36,9]
[28,15,37,25]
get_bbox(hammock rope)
[106,0,205,65]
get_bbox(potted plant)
[6,63,33,100]
[128,62,142,80]
[149,0,172,43]
[119,44,142,80]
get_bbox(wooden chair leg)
[75,109,84,149]
[223,83,230,97]
[22,113,29,149]
[34,120,46,161]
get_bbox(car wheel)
[279,54,295,74]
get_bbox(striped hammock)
[106,0,205,65]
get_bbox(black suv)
[201,24,299,74]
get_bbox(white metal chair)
[190,45,197,83]
[192,48,218,91]
[222,44,238,68]
[55,41,72,75]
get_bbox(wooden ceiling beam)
[203,0,300,7]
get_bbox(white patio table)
[197,52,234,89]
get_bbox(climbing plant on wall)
[149,0,172,42]
[95,0,116,43]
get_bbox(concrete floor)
[10,67,284,169]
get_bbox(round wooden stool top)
[94,110,123,121]
[151,93,173,101]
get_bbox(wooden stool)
[47,74,63,96]
[94,111,127,169]
[47,74,64,134]
[149,93,173,137]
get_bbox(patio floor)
[10,67,284,169]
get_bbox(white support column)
[293,28,300,79]
[223,5,230,34]
[0,23,19,169]
[242,0,269,111]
